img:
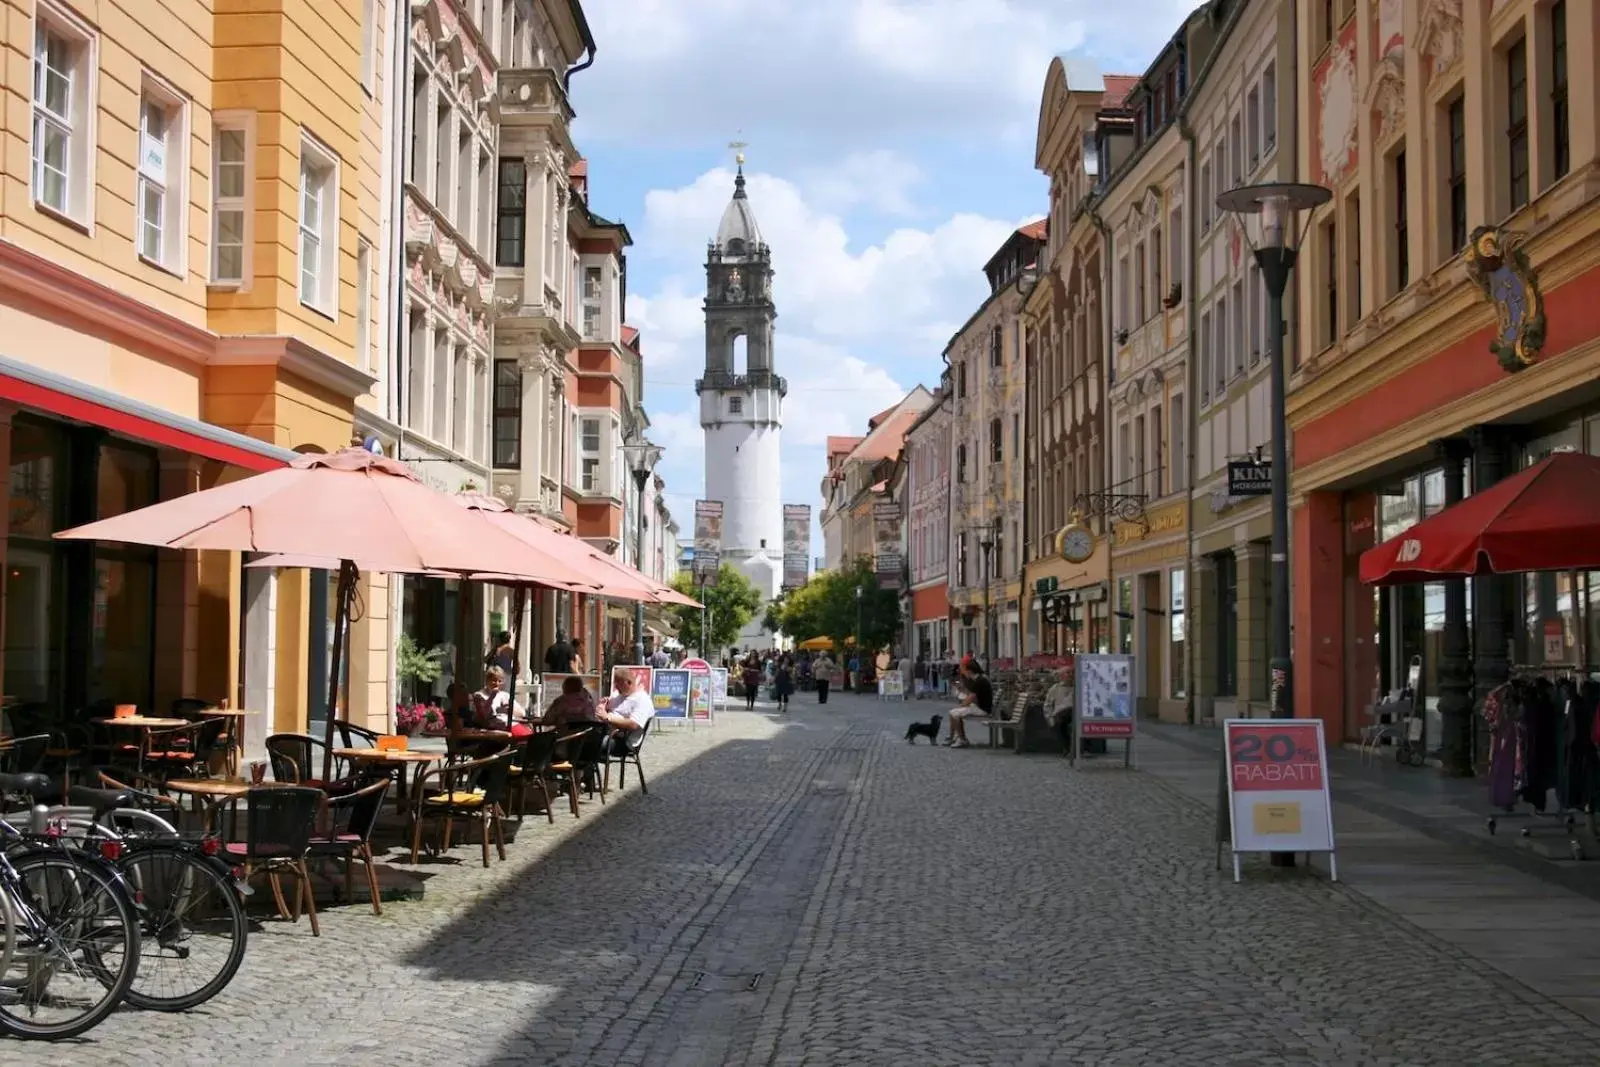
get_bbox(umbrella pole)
[321,560,357,783]
[508,585,528,707]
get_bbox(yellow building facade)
[0,0,385,742]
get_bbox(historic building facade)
[1186,0,1297,724]
[1024,61,1135,660]
[1288,0,1600,749]
[1098,16,1205,720]
[1,0,388,739]
[903,385,954,658]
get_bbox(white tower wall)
[703,417,783,596]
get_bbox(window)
[452,345,469,453]
[1346,192,1362,321]
[456,126,473,232]
[1135,243,1147,322]
[1199,163,1211,233]
[1116,257,1130,331]
[211,115,251,284]
[989,326,1003,367]
[356,239,373,371]
[136,80,185,270]
[1322,217,1338,344]
[1213,299,1226,395]
[579,417,601,492]
[1247,262,1262,366]
[434,102,451,203]
[1169,567,1186,698]
[582,265,603,340]
[728,395,743,415]
[1151,227,1162,308]
[1117,421,1131,487]
[1505,38,1529,212]
[957,532,969,586]
[956,443,967,484]
[1199,310,1212,404]
[432,328,450,439]
[492,360,521,467]
[478,154,493,254]
[1246,87,1260,168]
[407,309,427,428]
[1168,211,1182,295]
[1171,394,1186,491]
[1392,148,1409,293]
[1552,2,1570,181]
[298,136,339,315]
[408,65,426,186]
[1231,280,1245,377]
[957,360,967,398]
[1446,96,1468,255]
[31,8,94,222]
[989,418,1002,464]
[1229,114,1243,187]
[1012,413,1020,455]
[497,158,526,267]
[361,0,378,94]
[1262,63,1277,148]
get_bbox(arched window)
[731,333,748,375]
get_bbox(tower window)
[989,417,1002,463]
[728,396,743,415]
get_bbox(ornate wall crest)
[1315,36,1359,186]
[1463,226,1546,374]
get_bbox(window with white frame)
[211,114,251,285]
[579,416,602,492]
[1262,63,1277,148]
[582,265,603,340]
[1231,279,1245,376]
[31,6,95,222]
[1246,87,1260,170]
[355,239,373,372]
[298,134,339,316]
[137,79,186,270]
[361,0,378,94]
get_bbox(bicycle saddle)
[0,771,51,797]
[66,785,141,814]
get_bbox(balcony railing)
[694,370,789,397]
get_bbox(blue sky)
[566,0,1204,543]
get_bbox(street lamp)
[973,521,996,669]
[1219,181,1329,870]
[622,435,664,665]
[854,584,864,690]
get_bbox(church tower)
[698,153,784,647]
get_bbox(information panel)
[1070,653,1135,767]
[1220,718,1338,883]
[650,669,691,720]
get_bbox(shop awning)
[0,353,294,471]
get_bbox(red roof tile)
[866,402,900,428]
[848,409,920,464]
[827,435,864,456]
[621,325,640,345]
[1018,218,1048,241]
[569,158,589,179]
[1102,75,1141,109]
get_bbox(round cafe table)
[197,708,260,774]
[164,777,251,835]
[333,748,440,813]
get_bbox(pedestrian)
[570,636,586,675]
[742,654,761,711]
[774,655,794,713]
[847,650,861,692]
[815,652,833,704]
[486,630,517,676]
[544,631,574,674]
[649,644,670,669]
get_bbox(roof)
[716,166,762,251]
[1102,75,1140,109]
[867,401,900,428]
[1017,219,1048,242]
[827,435,863,456]
[568,158,588,180]
[847,408,922,464]
[621,325,640,346]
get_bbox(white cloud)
[575,0,1207,149]
[795,150,925,217]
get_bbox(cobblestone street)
[22,692,1600,1065]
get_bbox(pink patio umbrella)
[56,448,601,779]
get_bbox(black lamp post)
[854,584,864,689]
[623,436,663,665]
[974,521,996,669]
[1218,182,1330,869]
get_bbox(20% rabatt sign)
[1218,719,1338,883]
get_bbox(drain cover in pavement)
[688,971,764,993]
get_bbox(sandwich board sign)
[1216,718,1338,883]
[1070,653,1135,767]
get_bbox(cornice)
[214,335,379,400]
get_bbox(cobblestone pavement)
[16,693,1600,1065]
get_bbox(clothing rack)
[1483,667,1599,859]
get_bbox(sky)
[567,0,1205,548]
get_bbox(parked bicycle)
[0,771,143,1040]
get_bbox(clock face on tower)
[1057,523,1095,564]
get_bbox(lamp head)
[1216,181,1331,254]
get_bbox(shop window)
[1215,551,1237,697]
[1169,567,1186,699]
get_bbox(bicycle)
[0,772,143,1040]
[46,779,249,1013]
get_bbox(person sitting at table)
[596,667,656,756]
[544,675,599,726]
[444,682,474,733]
[472,667,531,737]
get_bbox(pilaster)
[1190,554,1218,719]
[1233,540,1269,703]
[347,573,392,732]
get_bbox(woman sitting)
[543,675,599,726]
[472,666,531,737]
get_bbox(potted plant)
[395,633,446,705]
[394,702,426,737]
[420,705,450,737]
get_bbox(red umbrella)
[56,448,601,777]
[1359,451,1600,586]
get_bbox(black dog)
[905,714,941,744]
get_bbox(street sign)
[1226,460,1272,497]
[1218,718,1338,884]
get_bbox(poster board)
[711,667,729,710]
[878,674,905,699]
[1071,653,1135,767]
[537,673,601,713]
[650,669,691,721]
[688,672,714,721]
[1217,718,1338,884]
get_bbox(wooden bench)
[980,692,1031,750]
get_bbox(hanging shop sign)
[1070,653,1135,767]
[693,500,724,583]
[1226,460,1272,497]
[1216,718,1338,884]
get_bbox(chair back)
[266,733,321,783]
[325,777,392,843]
[336,721,381,749]
[518,730,560,776]
[621,717,653,755]
[242,785,322,860]
[558,722,606,766]
[440,752,514,807]
[0,733,51,774]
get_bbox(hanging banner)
[1218,718,1338,884]
[873,499,902,588]
[693,500,724,583]
[783,505,811,589]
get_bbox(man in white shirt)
[597,667,655,756]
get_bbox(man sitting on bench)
[943,657,993,749]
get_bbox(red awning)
[0,357,292,472]
[1359,452,1600,585]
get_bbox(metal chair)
[222,785,324,936]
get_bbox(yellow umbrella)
[798,636,834,651]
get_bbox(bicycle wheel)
[119,845,247,1012]
[0,850,140,1040]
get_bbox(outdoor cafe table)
[198,708,260,774]
[93,716,191,774]
[164,777,250,835]
[333,748,440,813]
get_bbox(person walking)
[774,655,794,713]
[742,655,762,711]
[815,652,833,704]
[544,631,574,673]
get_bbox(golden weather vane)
[729,135,748,168]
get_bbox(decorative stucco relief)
[1314,30,1359,186]
[1418,0,1463,80]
